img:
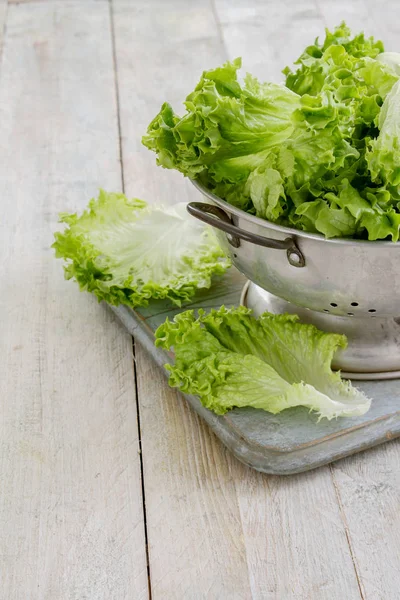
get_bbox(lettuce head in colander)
[143,23,400,241]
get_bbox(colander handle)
[187,202,305,268]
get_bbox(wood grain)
[3,0,400,597]
[213,0,326,83]
[314,2,400,599]
[113,0,362,597]
[8,0,101,4]
[0,1,6,52]
[0,3,148,599]
[331,445,400,600]
[316,0,400,44]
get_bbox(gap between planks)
[0,0,7,54]
[329,464,366,600]
[109,0,125,191]
[0,1,148,598]
[132,339,153,600]
[109,0,151,597]
[8,0,104,4]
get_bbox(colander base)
[241,281,400,381]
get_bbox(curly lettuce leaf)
[282,24,399,238]
[284,24,396,135]
[144,56,360,222]
[53,190,230,308]
[144,23,400,241]
[143,58,300,184]
[377,52,400,75]
[155,307,371,420]
[367,79,400,188]
[292,179,400,240]
[282,22,385,108]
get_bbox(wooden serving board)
[109,269,400,475]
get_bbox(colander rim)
[191,179,400,248]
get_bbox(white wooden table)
[1,1,400,598]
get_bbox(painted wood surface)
[0,3,148,599]
[0,1,6,51]
[1,0,400,598]
[312,2,400,599]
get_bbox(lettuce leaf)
[155,307,371,420]
[378,52,400,75]
[143,23,400,241]
[143,56,360,220]
[53,190,230,308]
[367,79,400,188]
[142,58,300,184]
[284,22,388,102]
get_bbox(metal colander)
[188,180,400,379]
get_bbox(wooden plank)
[314,1,400,598]
[331,445,400,600]
[213,0,327,83]
[315,0,399,43]
[111,0,221,203]
[0,1,6,53]
[113,0,362,597]
[0,3,148,599]
[8,0,101,4]
[315,0,372,32]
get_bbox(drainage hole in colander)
[233,253,237,258]
[330,302,338,307]
[323,309,330,313]
[368,309,376,313]
[351,302,359,307]
[347,312,354,316]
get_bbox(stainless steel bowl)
[189,180,400,319]
[188,180,400,377]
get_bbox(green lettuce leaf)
[144,56,360,222]
[377,52,400,75]
[367,80,400,188]
[292,179,400,240]
[53,190,230,308]
[284,23,396,135]
[143,58,300,184]
[144,23,400,241]
[155,307,371,420]
[245,167,286,220]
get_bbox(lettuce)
[144,23,400,241]
[53,190,230,308]
[367,79,400,188]
[143,58,300,185]
[155,307,371,420]
[378,52,400,75]
[284,23,393,128]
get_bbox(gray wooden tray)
[109,269,400,475]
